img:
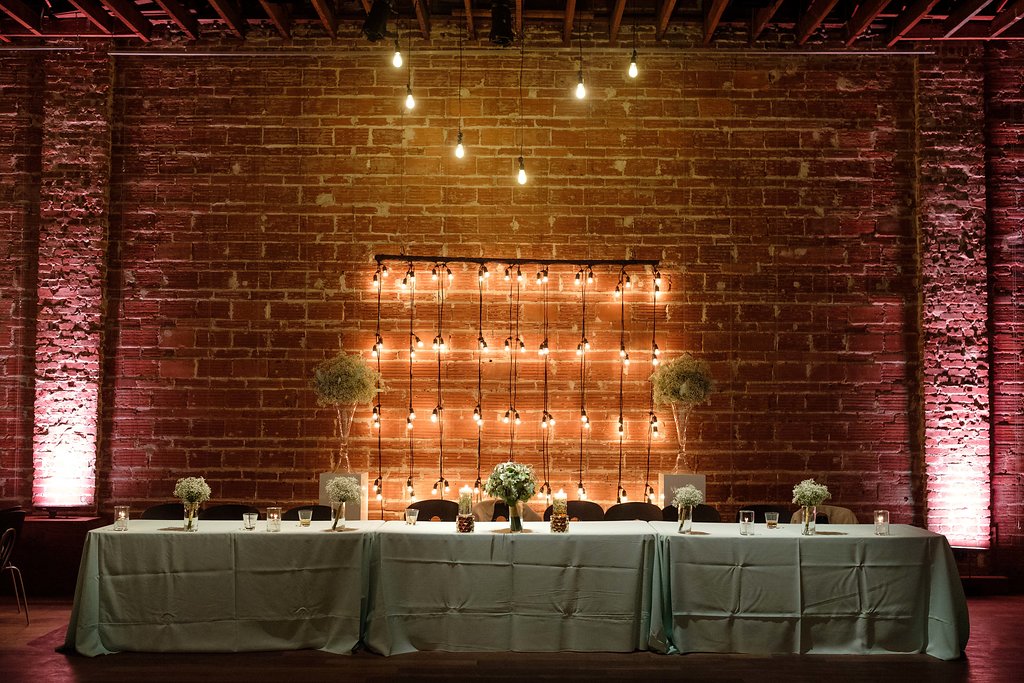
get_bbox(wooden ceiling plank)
[943,0,992,37]
[563,0,576,45]
[749,0,784,44]
[98,0,152,41]
[515,0,522,35]
[990,0,1024,38]
[656,0,678,41]
[258,0,291,39]
[152,0,198,40]
[609,0,627,44]
[463,0,476,40]
[68,0,114,34]
[360,0,371,15]
[0,0,41,34]
[412,0,430,39]
[208,0,246,38]
[703,0,730,45]
[887,0,940,46]
[844,0,889,45]
[310,0,338,38]
[796,0,840,45]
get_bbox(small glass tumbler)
[266,506,282,532]
[298,509,313,527]
[113,505,130,531]
[404,508,419,525]
[874,509,890,536]
[739,509,755,536]
[242,512,257,530]
[765,511,780,530]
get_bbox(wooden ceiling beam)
[844,0,889,45]
[0,0,41,35]
[795,0,840,45]
[360,0,371,15]
[68,0,114,34]
[655,0,678,41]
[463,0,476,40]
[515,0,522,35]
[887,0,940,46]
[152,0,198,40]
[749,0,784,44]
[609,0,627,44]
[310,0,338,38]
[703,0,730,45]
[943,0,992,37]
[563,0,576,45]
[257,0,291,39]
[412,0,430,39]
[99,0,152,41]
[990,0,1024,38]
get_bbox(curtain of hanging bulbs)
[371,257,663,504]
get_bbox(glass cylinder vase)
[508,500,523,533]
[183,502,200,532]
[678,504,693,534]
[332,501,347,530]
[801,505,817,535]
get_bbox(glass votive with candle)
[113,505,130,531]
[266,506,282,532]
[874,509,890,536]
[739,509,755,536]
[457,485,475,533]
[550,489,569,533]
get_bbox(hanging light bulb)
[392,38,403,68]
[628,48,638,79]
[405,84,415,110]
[446,265,454,282]
[455,130,465,159]
[617,416,625,435]
[516,267,523,283]
[578,483,587,499]
[583,337,591,351]
[504,337,512,353]
[624,274,632,288]
[430,265,438,281]
[406,478,414,494]
[474,478,482,494]
[518,337,526,353]
[406,417,413,430]
[431,482,438,495]
[614,284,621,298]
[473,405,482,422]
[373,270,380,288]
[504,266,511,281]
[517,156,527,185]
[574,269,582,287]
[408,408,416,421]
[478,335,488,351]
[621,488,629,502]
[586,266,594,284]
[444,479,450,493]
[541,413,549,429]
[503,409,511,424]
[576,341,583,356]
[654,269,662,286]
[575,71,586,99]
[415,336,424,348]
[430,406,440,423]
[381,264,390,278]
[514,410,521,425]
[580,409,588,424]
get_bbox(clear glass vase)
[678,504,693,533]
[801,505,817,535]
[332,502,346,531]
[183,502,200,532]
[508,501,523,533]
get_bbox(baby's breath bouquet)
[792,479,831,506]
[325,476,360,530]
[312,351,383,472]
[484,462,536,532]
[672,485,704,509]
[173,477,211,532]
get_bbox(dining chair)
[198,504,260,520]
[0,528,28,624]
[541,500,605,522]
[791,504,856,524]
[407,499,459,522]
[474,499,544,522]
[662,504,721,522]
[604,502,663,521]
[736,504,793,524]
[140,502,186,520]
[282,505,333,521]
[0,508,26,540]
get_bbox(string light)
[405,84,415,110]
[517,156,527,185]
[478,264,489,281]
[454,35,465,159]
[628,49,638,79]
[575,28,586,99]
[392,37,403,68]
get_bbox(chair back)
[791,504,856,524]
[0,509,26,540]
[408,499,459,522]
[282,505,333,521]
[0,528,16,570]
[198,504,260,520]
[736,504,792,524]
[542,500,605,521]
[140,502,185,520]
[604,502,662,522]
[663,503,721,522]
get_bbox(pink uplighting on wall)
[31,385,99,507]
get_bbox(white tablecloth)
[648,521,969,660]
[363,520,656,654]
[64,519,383,656]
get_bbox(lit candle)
[553,489,568,517]
[459,486,473,516]
[114,505,129,531]
[874,509,889,536]
[267,506,282,532]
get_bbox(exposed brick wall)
[987,46,1024,569]
[0,57,42,507]
[30,51,112,507]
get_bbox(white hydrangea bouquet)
[326,476,360,530]
[484,461,536,532]
[792,478,831,535]
[173,476,211,532]
[672,484,704,508]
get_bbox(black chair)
[0,528,28,624]
[408,499,459,522]
[0,508,26,540]
[662,503,722,523]
[282,505,333,521]
[199,504,260,520]
[542,500,605,521]
[604,502,663,521]
[736,504,792,524]
[140,502,185,520]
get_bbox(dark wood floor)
[1,596,1020,683]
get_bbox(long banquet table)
[363,520,656,654]
[647,521,969,660]
[64,519,383,656]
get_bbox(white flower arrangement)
[173,476,211,504]
[792,478,831,506]
[325,476,361,503]
[672,485,704,508]
[484,461,537,504]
